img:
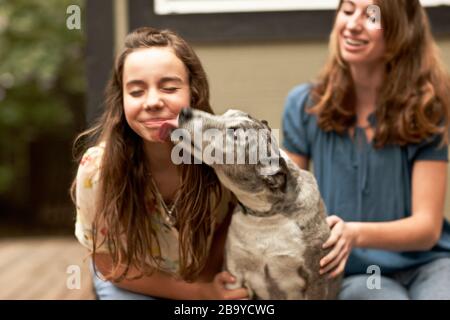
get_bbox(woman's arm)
[351,160,446,251]
[320,160,447,277]
[284,150,310,170]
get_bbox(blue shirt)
[282,83,450,275]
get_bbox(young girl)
[72,27,248,300]
[283,0,450,299]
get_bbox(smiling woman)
[283,0,450,300]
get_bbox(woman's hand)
[320,215,358,278]
[199,271,249,300]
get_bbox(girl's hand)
[200,271,249,300]
[320,215,358,278]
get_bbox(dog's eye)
[231,131,239,141]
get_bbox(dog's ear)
[259,156,288,192]
[261,120,272,132]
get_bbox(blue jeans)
[339,258,450,300]
[92,258,450,300]
[90,262,156,300]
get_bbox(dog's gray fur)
[177,109,341,300]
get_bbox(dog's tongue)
[158,117,178,141]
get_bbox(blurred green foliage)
[0,0,85,196]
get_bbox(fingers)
[328,253,349,279]
[215,272,249,300]
[320,240,347,274]
[326,215,341,228]
[224,288,249,300]
[215,271,236,285]
[320,237,344,271]
[322,219,344,249]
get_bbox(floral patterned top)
[74,143,235,275]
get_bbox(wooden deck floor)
[0,237,96,300]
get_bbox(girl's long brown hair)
[71,27,222,281]
[310,0,450,147]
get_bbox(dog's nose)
[179,108,193,123]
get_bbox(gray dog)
[175,108,341,300]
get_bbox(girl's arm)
[320,160,447,277]
[94,253,245,300]
[94,211,248,300]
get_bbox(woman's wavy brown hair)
[71,27,222,281]
[309,0,450,147]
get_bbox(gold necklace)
[149,175,181,224]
